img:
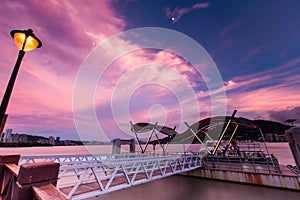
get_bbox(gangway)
[20,153,202,199]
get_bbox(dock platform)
[183,157,300,190]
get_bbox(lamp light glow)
[10,29,42,52]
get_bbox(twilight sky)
[0,0,299,141]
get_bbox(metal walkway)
[20,153,202,199]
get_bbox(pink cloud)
[0,0,126,138]
[222,58,300,121]
[85,48,206,137]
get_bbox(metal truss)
[20,153,202,199]
[19,154,152,165]
[130,121,171,154]
[20,154,101,165]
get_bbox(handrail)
[33,184,69,200]
[202,154,280,174]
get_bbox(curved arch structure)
[131,116,258,145]
[131,122,177,136]
[174,116,257,144]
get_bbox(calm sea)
[0,143,298,200]
[96,175,300,200]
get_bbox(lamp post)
[0,29,42,130]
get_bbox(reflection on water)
[93,175,299,200]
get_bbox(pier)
[0,153,201,199]
[0,149,299,199]
[0,125,300,199]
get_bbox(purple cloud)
[164,2,209,23]
[221,21,241,38]
[268,106,300,125]
[221,57,300,120]
[241,44,265,63]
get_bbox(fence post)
[0,155,20,180]
[0,154,20,199]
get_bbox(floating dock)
[182,157,300,190]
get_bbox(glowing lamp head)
[10,29,42,52]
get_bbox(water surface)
[93,175,300,200]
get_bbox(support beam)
[130,121,144,153]
[212,110,237,155]
[184,122,211,154]
[223,123,239,156]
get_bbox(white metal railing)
[19,153,155,165]
[20,153,202,200]
[202,154,280,174]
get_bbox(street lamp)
[0,29,42,131]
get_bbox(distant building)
[37,138,49,144]
[49,136,55,145]
[10,133,28,143]
[18,134,28,143]
[1,129,12,142]
[265,133,274,142]
[0,114,8,137]
[5,129,12,139]
[55,137,60,145]
[11,133,20,143]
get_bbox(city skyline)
[0,1,299,141]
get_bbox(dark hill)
[253,120,291,135]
